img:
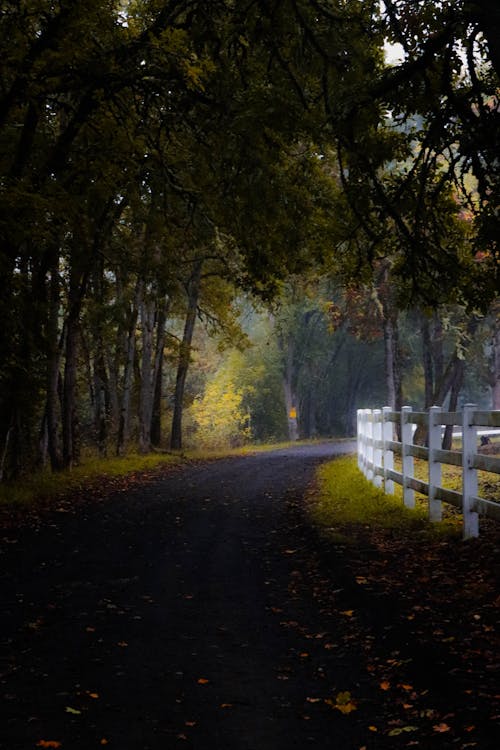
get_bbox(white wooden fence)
[357,405,500,538]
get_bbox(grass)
[0,452,183,508]
[312,455,461,540]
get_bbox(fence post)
[373,409,382,488]
[462,403,479,539]
[366,409,374,482]
[428,405,442,521]
[382,406,394,494]
[357,409,362,471]
[401,406,415,508]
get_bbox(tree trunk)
[150,297,169,447]
[46,260,64,471]
[492,315,500,409]
[421,313,434,408]
[62,313,79,469]
[170,262,202,451]
[383,313,399,410]
[93,348,108,457]
[116,280,141,456]
[138,293,155,454]
[442,359,465,450]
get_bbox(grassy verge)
[311,455,461,540]
[0,452,184,509]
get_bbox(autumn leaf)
[87,692,99,699]
[197,678,209,684]
[325,691,357,714]
[306,697,321,703]
[433,722,451,732]
[379,681,391,691]
[220,703,233,709]
[37,743,62,749]
[388,726,418,736]
[65,706,81,715]
[340,610,354,617]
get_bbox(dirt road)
[1,442,498,749]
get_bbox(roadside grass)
[312,455,461,540]
[0,452,183,509]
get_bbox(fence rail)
[357,405,500,538]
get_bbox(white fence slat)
[373,410,383,488]
[428,405,443,522]
[462,404,479,538]
[471,411,500,428]
[382,406,394,494]
[401,406,415,509]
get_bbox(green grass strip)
[312,456,460,538]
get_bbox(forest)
[0,0,499,478]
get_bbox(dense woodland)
[0,0,499,478]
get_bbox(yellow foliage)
[191,372,251,449]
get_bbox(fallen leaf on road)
[379,681,391,691]
[37,743,62,749]
[340,610,354,617]
[388,726,418,736]
[65,707,81,715]
[197,678,209,685]
[433,722,451,732]
[325,691,357,714]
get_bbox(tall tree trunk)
[150,297,169,447]
[116,280,141,456]
[62,313,79,469]
[383,313,400,410]
[46,259,64,471]
[442,359,465,450]
[492,314,500,409]
[170,262,203,451]
[421,313,434,408]
[93,348,108,457]
[138,293,155,453]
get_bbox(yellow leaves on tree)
[191,362,251,448]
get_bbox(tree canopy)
[0,0,498,475]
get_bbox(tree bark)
[138,293,155,454]
[46,260,64,471]
[62,313,79,469]
[442,359,465,450]
[170,262,203,451]
[150,297,169,447]
[491,313,500,410]
[116,280,141,456]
